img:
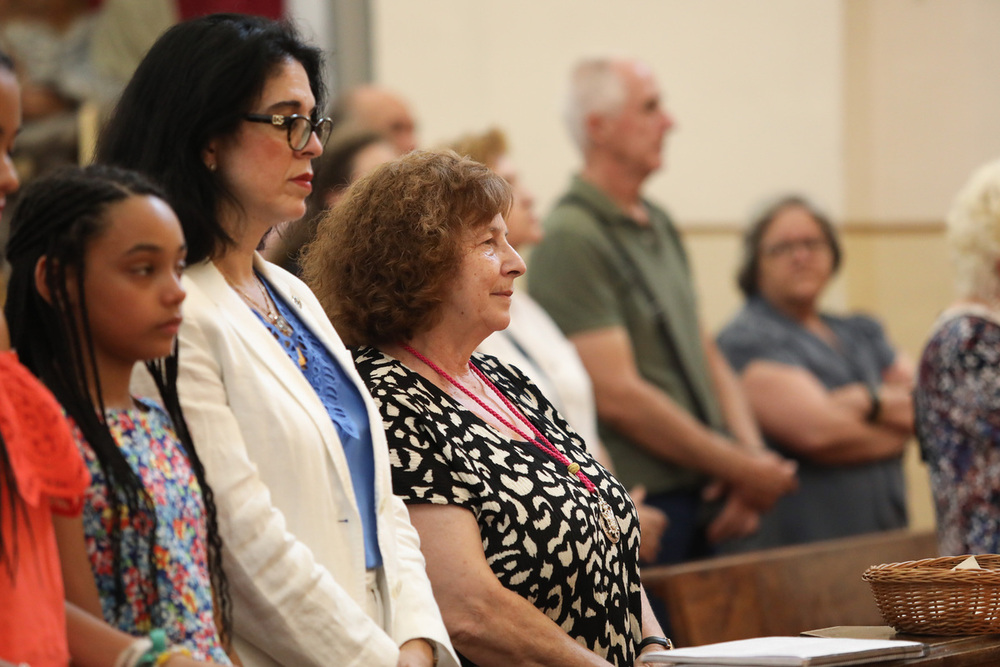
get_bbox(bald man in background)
[331,84,418,155]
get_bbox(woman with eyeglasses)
[715,195,914,550]
[96,14,456,667]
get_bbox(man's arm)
[571,325,797,510]
[702,331,766,453]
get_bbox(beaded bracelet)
[115,629,169,667]
[113,636,154,667]
[154,647,193,666]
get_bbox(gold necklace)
[227,273,294,336]
[225,273,307,369]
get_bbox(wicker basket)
[863,554,1000,635]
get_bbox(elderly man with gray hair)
[528,58,798,571]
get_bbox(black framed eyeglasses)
[243,113,333,151]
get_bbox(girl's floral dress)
[74,397,230,663]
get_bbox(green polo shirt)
[527,176,723,494]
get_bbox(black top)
[353,346,643,666]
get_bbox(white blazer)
[134,257,457,667]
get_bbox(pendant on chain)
[271,313,294,337]
[597,497,621,543]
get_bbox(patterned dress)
[353,347,642,667]
[915,305,1000,555]
[74,398,229,663]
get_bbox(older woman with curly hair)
[302,150,668,667]
[915,158,1000,555]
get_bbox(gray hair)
[563,58,628,152]
[947,157,1000,302]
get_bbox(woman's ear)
[33,256,75,305]
[34,256,53,304]
[202,143,218,173]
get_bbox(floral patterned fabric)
[74,397,229,663]
[915,305,1000,555]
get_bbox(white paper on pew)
[639,635,927,666]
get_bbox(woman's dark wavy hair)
[302,149,512,346]
[96,13,326,265]
[736,194,842,298]
[3,165,231,639]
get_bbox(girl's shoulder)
[0,351,90,507]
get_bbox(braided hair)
[3,164,232,639]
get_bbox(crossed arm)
[739,355,914,466]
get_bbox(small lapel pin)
[292,296,302,308]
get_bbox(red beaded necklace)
[402,344,621,543]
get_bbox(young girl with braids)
[4,165,234,666]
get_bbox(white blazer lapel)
[191,260,358,497]
[255,258,395,507]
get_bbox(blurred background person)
[0,0,109,181]
[304,150,670,666]
[529,58,797,577]
[329,84,418,155]
[263,124,394,274]
[717,195,913,550]
[915,158,1000,556]
[449,126,668,565]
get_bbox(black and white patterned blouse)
[353,346,643,666]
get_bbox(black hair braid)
[145,351,232,640]
[4,167,161,617]
[6,164,232,637]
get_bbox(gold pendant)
[273,314,294,337]
[296,346,307,370]
[598,496,620,543]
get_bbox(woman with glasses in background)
[95,14,456,667]
[715,195,914,550]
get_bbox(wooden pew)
[641,529,939,647]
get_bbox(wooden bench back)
[642,529,939,647]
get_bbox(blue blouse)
[256,273,382,568]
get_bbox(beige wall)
[373,0,844,221]
[371,0,1000,532]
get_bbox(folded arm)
[741,360,910,465]
[571,326,797,511]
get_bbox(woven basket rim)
[863,554,1000,583]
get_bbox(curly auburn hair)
[301,149,512,346]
